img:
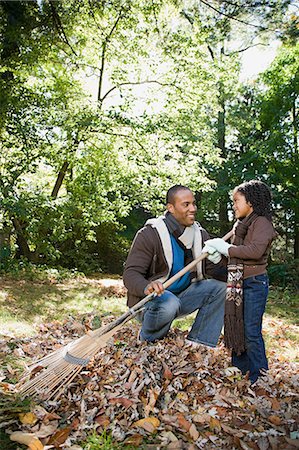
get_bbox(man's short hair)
[166,185,191,205]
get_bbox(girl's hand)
[202,238,232,257]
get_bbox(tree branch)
[102,131,147,151]
[223,42,268,56]
[98,10,124,102]
[207,44,214,60]
[199,0,270,30]
[49,0,78,56]
[100,79,183,103]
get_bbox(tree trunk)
[294,227,299,260]
[51,161,70,199]
[217,99,230,235]
[0,224,11,264]
[11,217,37,261]
[291,94,298,259]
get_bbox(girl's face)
[233,191,253,219]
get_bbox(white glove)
[202,245,222,264]
[203,238,232,257]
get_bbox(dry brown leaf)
[71,417,80,430]
[268,415,282,426]
[22,343,40,356]
[246,439,261,449]
[3,308,299,450]
[284,437,299,448]
[36,422,59,438]
[42,412,61,422]
[268,435,279,450]
[270,398,281,411]
[193,413,211,424]
[133,417,160,432]
[163,363,173,380]
[109,396,133,408]
[189,423,199,441]
[240,422,255,432]
[10,431,44,450]
[19,412,38,426]
[48,426,72,448]
[123,433,144,446]
[209,417,221,433]
[166,441,184,450]
[148,388,159,407]
[215,406,229,417]
[221,423,244,438]
[0,381,15,392]
[95,414,110,428]
[177,413,191,432]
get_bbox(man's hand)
[144,280,164,296]
[202,238,231,257]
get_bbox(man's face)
[167,189,197,227]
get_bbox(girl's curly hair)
[234,180,273,221]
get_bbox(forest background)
[0,2,298,449]
[0,0,298,286]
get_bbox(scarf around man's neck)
[224,212,259,355]
[164,212,194,267]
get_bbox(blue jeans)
[232,273,269,383]
[139,279,226,347]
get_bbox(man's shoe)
[185,339,216,351]
[185,339,202,348]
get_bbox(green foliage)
[83,430,138,449]
[217,41,299,255]
[0,259,83,282]
[0,394,33,438]
[268,260,299,291]
[0,0,297,271]
[0,430,17,450]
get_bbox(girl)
[203,180,277,384]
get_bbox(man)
[123,185,227,347]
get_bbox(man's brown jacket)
[123,223,227,307]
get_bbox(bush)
[268,259,299,290]
[0,259,84,282]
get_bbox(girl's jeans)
[139,279,226,347]
[232,273,269,383]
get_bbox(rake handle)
[92,229,233,338]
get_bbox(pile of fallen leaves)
[0,315,298,450]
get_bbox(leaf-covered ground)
[0,281,298,449]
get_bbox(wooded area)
[0,0,298,276]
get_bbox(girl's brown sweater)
[228,216,276,279]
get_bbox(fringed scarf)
[224,212,258,355]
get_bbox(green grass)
[0,276,126,337]
[0,395,33,450]
[0,429,20,450]
[83,430,140,450]
[267,287,298,325]
[0,274,298,354]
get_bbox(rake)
[18,230,233,400]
